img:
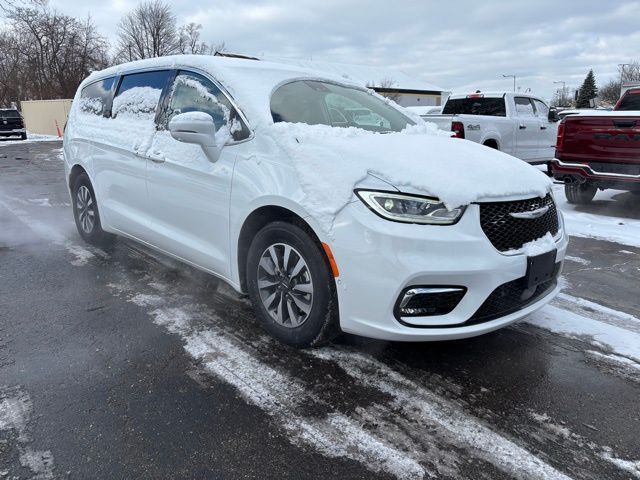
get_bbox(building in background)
[20,99,72,136]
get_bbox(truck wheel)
[565,182,597,204]
[21,133,27,140]
[246,221,340,348]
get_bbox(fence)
[20,99,73,137]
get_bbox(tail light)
[555,120,566,155]
[451,121,465,139]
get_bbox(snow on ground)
[554,184,640,248]
[527,303,640,364]
[0,133,59,145]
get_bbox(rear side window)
[617,92,640,111]
[0,109,20,118]
[80,77,116,116]
[515,97,535,117]
[112,70,172,118]
[442,98,506,116]
[164,71,250,141]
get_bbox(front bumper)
[329,200,568,341]
[0,128,26,136]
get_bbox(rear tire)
[72,172,114,246]
[565,182,597,204]
[20,133,27,140]
[246,221,340,348]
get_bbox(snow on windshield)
[268,122,552,231]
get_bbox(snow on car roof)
[84,55,366,129]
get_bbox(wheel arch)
[236,205,327,293]
[482,138,500,150]
[68,164,89,193]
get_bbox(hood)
[268,122,552,230]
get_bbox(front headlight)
[355,190,465,225]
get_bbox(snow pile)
[268,122,552,229]
[506,232,557,256]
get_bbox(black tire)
[72,172,114,246]
[20,133,27,140]
[246,221,340,348]
[565,182,597,204]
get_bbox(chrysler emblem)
[509,206,549,219]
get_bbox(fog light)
[395,287,466,318]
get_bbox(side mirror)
[169,112,220,162]
[548,107,559,123]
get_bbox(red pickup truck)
[551,88,640,203]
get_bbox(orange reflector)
[321,242,340,278]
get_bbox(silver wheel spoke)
[286,296,299,326]
[289,291,311,314]
[275,292,284,323]
[290,258,305,278]
[258,278,278,289]
[259,256,276,276]
[292,282,313,294]
[268,246,280,272]
[282,245,292,274]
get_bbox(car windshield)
[0,110,20,118]
[271,80,414,133]
[617,92,640,111]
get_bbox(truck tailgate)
[559,115,640,163]
[422,114,453,132]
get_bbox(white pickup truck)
[421,92,559,164]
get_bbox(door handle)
[540,126,547,130]
[519,125,527,130]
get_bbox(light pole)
[503,74,516,92]
[618,63,632,85]
[553,81,566,105]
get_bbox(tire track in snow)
[309,348,572,480]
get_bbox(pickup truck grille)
[479,194,559,252]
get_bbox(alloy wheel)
[76,185,95,234]
[257,243,314,328]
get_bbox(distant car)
[427,92,559,164]
[64,55,566,347]
[0,108,27,140]
[406,106,443,116]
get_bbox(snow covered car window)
[112,70,172,118]
[515,97,536,117]
[271,80,414,133]
[163,71,250,141]
[80,77,116,117]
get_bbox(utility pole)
[502,74,516,92]
[618,63,632,85]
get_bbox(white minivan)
[64,55,567,347]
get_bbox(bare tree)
[551,88,574,108]
[598,61,640,106]
[116,0,179,61]
[367,78,401,102]
[0,7,109,105]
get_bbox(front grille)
[467,263,561,325]
[479,194,559,252]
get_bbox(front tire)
[72,173,114,246]
[565,182,597,204]
[246,221,340,348]
[20,133,27,140]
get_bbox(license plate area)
[525,250,557,289]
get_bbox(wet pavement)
[1,140,639,480]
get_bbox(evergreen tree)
[576,70,597,108]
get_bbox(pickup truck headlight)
[355,190,465,225]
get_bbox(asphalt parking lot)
[1,140,639,480]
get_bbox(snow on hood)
[269,122,552,230]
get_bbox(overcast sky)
[47,0,640,101]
